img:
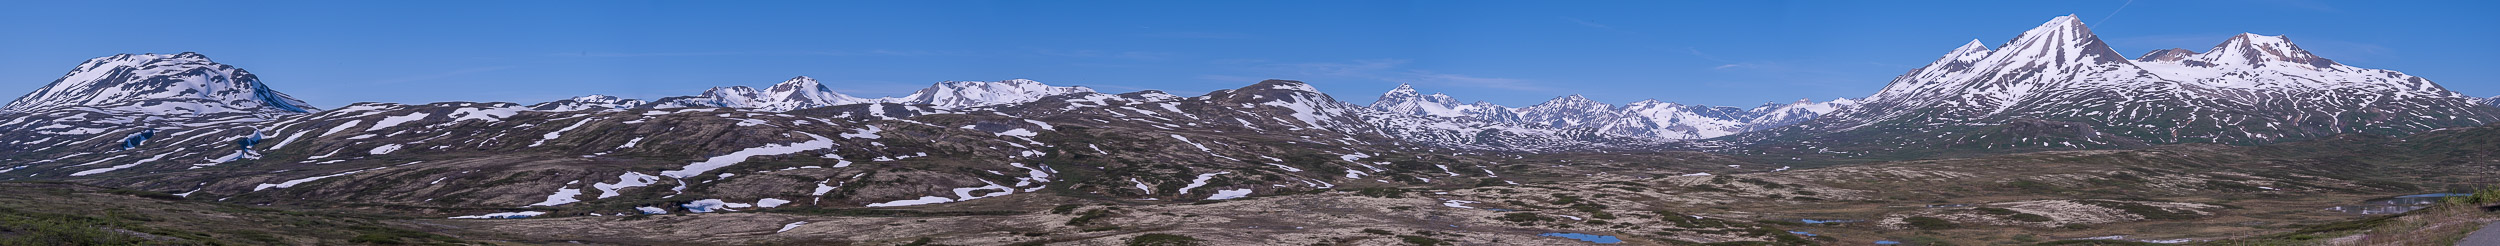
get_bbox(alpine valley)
[4,15,2499,246]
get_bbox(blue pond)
[1875,240,1902,245]
[1788,231,1818,237]
[121,129,156,149]
[1540,233,1621,244]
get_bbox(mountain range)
[1,16,2497,244]
[1729,15,2500,160]
[1369,84,1858,140]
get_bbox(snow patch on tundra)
[594,172,662,199]
[254,168,377,191]
[777,221,809,233]
[367,112,431,132]
[1206,188,1252,200]
[658,133,837,179]
[529,181,584,207]
[369,144,402,155]
[529,118,596,147]
[448,211,546,219]
[1180,172,1229,195]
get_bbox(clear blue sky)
[2,1,2494,108]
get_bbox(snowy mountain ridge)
[1,52,317,119]
[644,76,874,112]
[527,94,645,111]
[588,78,1094,112]
[1369,84,1857,140]
[1739,15,2499,157]
[896,79,1096,109]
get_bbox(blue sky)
[2,1,2494,108]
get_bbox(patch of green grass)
[103,189,184,201]
[1126,233,1201,246]
[898,237,937,246]
[1548,194,1582,205]
[1066,209,1112,226]
[1496,213,1552,223]
[772,207,1024,217]
[1355,187,1407,198]
[2031,239,2162,245]
[1973,207,2053,222]
[2009,213,2053,222]
[1397,235,1448,245]
[0,207,150,245]
[1903,217,1958,230]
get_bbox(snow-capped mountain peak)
[1370,84,1464,117]
[2,52,317,117]
[644,76,872,111]
[1990,14,2129,66]
[2193,33,2338,68]
[1366,83,1523,121]
[1943,39,1992,63]
[2133,32,2450,93]
[2136,48,2202,63]
[1518,94,1618,128]
[760,76,869,110]
[700,86,764,104]
[1381,83,1420,98]
[1744,15,2499,155]
[528,94,645,111]
[898,79,1095,108]
[1527,94,1613,113]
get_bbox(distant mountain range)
[1368,84,1856,140]
[1,15,2495,215]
